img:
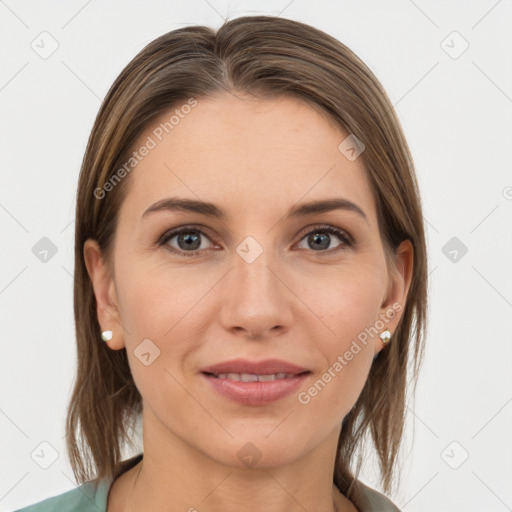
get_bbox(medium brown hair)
[66,15,428,498]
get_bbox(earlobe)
[83,239,125,350]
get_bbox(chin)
[200,430,307,469]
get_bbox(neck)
[108,407,358,512]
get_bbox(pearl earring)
[379,329,391,345]
[101,330,113,342]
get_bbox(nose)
[218,248,293,340]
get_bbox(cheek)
[296,331,373,434]
[114,260,214,397]
[305,261,384,340]
[295,265,382,410]
[115,266,202,413]
[115,253,211,338]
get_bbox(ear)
[375,239,414,354]
[83,238,126,350]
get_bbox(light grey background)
[1,1,511,510]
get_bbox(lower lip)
[201,372,310,406]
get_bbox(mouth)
[202,371,310,382]
[200,369,311,406]
[200,357,310,376]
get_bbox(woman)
[16,14,427,512]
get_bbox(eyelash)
[158,224,353,258]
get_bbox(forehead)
[119,93,377,224]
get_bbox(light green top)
[14,478,111,512]
[14,453,401,512]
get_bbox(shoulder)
[350,479,402,512]
[13,478,111,512]
[14,453,143,512]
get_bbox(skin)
[84,92,413,512]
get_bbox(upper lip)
[201,358,310,375]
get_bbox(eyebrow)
[142,196,368,224]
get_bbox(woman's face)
[85,93,412,469]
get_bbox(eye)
[159,226,216,257]
[296,224,353,254]
[159,223,353,258]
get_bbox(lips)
[200,358,310,377]
[200,358,311,405]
